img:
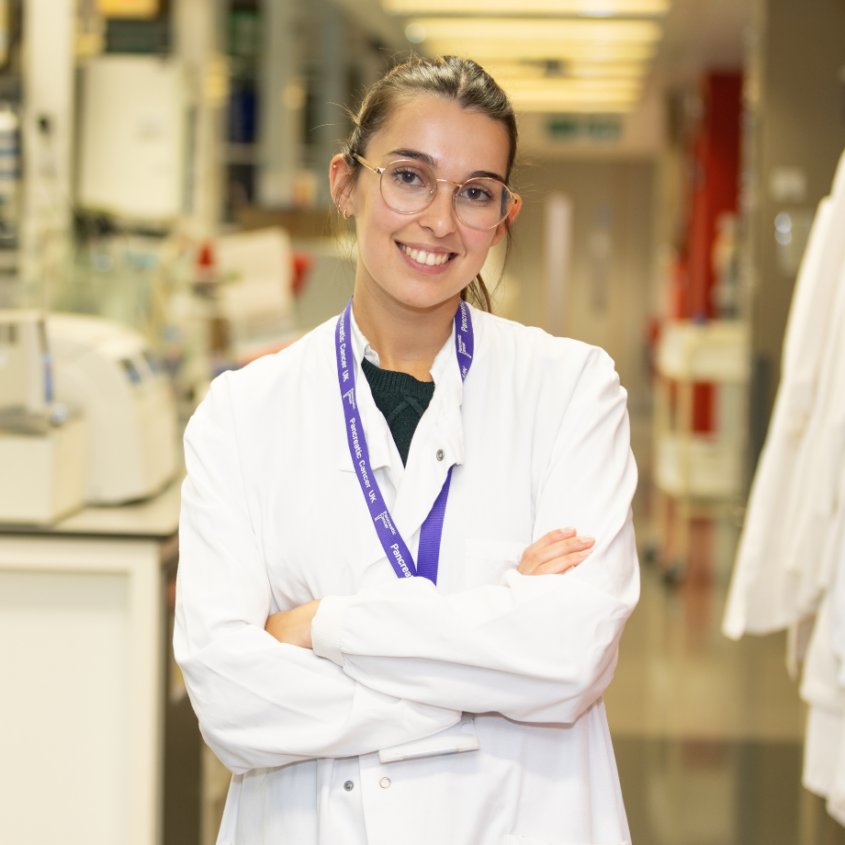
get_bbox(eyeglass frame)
[353,154,519,231]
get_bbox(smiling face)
[332,95,520,315]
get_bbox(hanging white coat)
[723,148,845,639]
[174,305,640,845]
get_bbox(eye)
[391,166,428,188]
[460,184,495,203]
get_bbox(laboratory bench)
[0,474,207,845]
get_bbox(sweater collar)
[335,303,470,475]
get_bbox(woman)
[175,56,639,845]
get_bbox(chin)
[388,281,465,312]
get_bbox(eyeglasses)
[355,155,517,231]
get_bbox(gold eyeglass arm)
[354,155,384,176]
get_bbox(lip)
[395,241,458,275]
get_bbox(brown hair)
[336,55,518,312]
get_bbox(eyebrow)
[386,148,507,184]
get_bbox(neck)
[352,285,459,382]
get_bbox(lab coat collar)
[333,311,398,478]
[335,306,469,473]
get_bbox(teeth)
[401,244,450,266]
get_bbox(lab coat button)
[436,449,444,461]
[344,781,354,792]
[379,777,391,789]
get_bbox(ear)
[490,193,522,247]
[330,154,355,215]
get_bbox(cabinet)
[0,478,204,845]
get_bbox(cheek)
[463,230,497,262]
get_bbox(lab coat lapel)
[334,312,404,573]
[334,363,397,479]
[390,314,469,562]
[332,303,476,580]
[335,312,401,480]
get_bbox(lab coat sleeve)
[312,346,640,724]
[174,374,460,775]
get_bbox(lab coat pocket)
[464,538,524,588]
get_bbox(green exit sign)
[547,115,622,143]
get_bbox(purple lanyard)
[335,298,474,584]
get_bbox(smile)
[398,243,455,267]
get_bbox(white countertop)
[0,472,183,540]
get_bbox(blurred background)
[1,0,845,843]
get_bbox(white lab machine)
[47,313,179,504]
[0,310,88,523]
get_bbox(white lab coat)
[784,256,845,614]
[174,305,640,845]
[723,149,845,639]
[722,147,845,828]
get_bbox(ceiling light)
[509,89,640,112]
[496,75,643,112]
[384,0,669,15]
[405,22,427,42]
[502,77,640,92]
[422,40,658,61]
[484,60,649,79]
[408,17,662,42]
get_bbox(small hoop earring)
[337,206,351,220]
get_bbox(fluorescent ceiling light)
[385,0,669,16]
[509,89,640,112]
[409,17,662,42]
[502,78,640,92]
[514,100,638,113]
[567,61,647,77]
[484,60,649,79]
[423,40,658,60]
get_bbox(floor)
[602,416,845,845]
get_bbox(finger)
[530,535,595,567]
[523,528,577,557]
[519,528,577,574]
[518,534,594,575]
[533,547,594,576]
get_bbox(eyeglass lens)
[381,161,513,230]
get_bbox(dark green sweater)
[361,357,435,466]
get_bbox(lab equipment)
[77,55,187,221]
[48,313,178,504]
[215,226,295,362]
[0,308,50,416]
[0,310,88,523]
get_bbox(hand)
[265,600,321,649]
[518,528,595,576]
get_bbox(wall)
[503,157,656,408]
[748,0,845,453]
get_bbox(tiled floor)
[606,464,845,843]
[601,411,845,844]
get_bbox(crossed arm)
[265,528,596,648]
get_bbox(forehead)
[365,94,511,179]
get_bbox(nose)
[416,180,458,238]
